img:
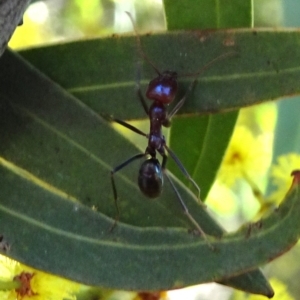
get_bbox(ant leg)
[110,153,145,231]
[136,61,149,115]
[161,156,210,244]
[164,171,208,238]
[110,117,148,137]
[167,79,197,120]
[163,144,204,206]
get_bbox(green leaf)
[18,29,300,119]
[0,49,227,230]
[0,48,292,296]
[163,1,270,296]
[16,29,300,296]
[163,0,252,29]
[267,98,300,196]
[164,0,242,202]
[169,112,237,200]
[1,52,300,293]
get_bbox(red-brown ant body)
[110,12,235,238]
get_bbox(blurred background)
[7,0,300,299]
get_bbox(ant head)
[146,52,237,105]
[146,70,178,104]
[125,11,238,104]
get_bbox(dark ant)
[109,12,236,239]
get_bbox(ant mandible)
[110,12,235,238]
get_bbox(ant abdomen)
[146,71,178,104]
[138,158,163,198]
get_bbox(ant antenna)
[125,11,162,76]
[126,11,237,81]
[180,51,238,78]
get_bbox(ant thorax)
[148,102,167,151]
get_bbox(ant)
[109,12,235,239]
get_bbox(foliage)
[1,0,300,299]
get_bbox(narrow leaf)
[0,50,299,295]
[18,29,300,119]
[163,1,271,296]
[163,0,252,29]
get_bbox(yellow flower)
[0,254,80,300]
[268,153,300,204]
[218,126,272,187]
[206,181,238,216]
